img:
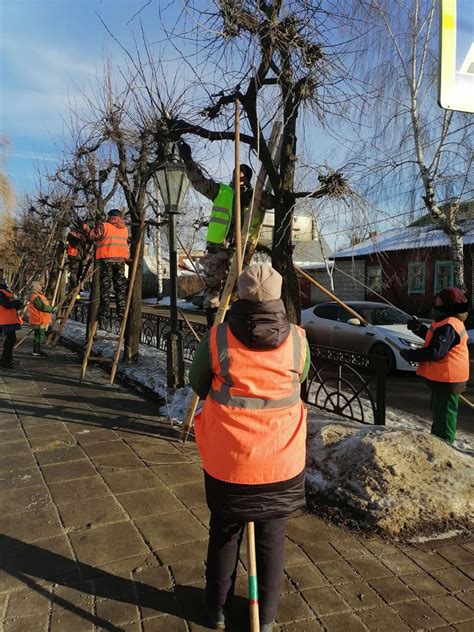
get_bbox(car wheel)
[369,343,396,374]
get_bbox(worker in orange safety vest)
[0,278,23,369]
[82,209,129,325]
[28,282,54,357]
[189,264,310,632]
[400,287,470,444]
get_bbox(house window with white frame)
[408,262,425,294]
[434,260,454,294]
[367,265,383,293]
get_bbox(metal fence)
[71,304,386,424]
[303,344,386,425]
[71,303,209,361]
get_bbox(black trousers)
[2,331,16,364]
[205,514,286,625]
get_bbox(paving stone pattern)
[0,342,473,631]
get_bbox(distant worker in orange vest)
[28,282,54,357]
[189,264,310,632]
[82,209,129,325]
[0,278,23,369]
[66,227,84,294]
[401,287,470,444]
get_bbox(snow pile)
[61,320,192,424]
[306,417,474,538]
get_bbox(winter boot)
[32,341,41,357]
[261,623,274,632]
[202,603,226,630]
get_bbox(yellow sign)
[439,0,474,113]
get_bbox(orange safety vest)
[28,293,52,327]
[0,289,22,326]
[96,223,129,260]
[417,316,469,383]
[195,322,308,485]
[67,243,78,257]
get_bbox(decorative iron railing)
[303,344,386,425]
[71,303,209,361]
[70,304,386,424]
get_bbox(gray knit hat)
[237,264,282,302]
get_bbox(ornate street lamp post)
[154,154,189,388]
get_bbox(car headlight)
[398,337,423,349]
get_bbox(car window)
[337,307,361,323]
[362,306,410,325]
[313,304,338,321]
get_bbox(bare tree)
[350,0,473,290]
[150,0,353,322]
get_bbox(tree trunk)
[449,230,465,291]
[124,221,144,361]
[272,195,300,324]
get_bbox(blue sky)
[1,0,162,194]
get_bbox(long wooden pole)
[294,265,368,324]
[51,249,67,307]
[46,259,95,346]
[234,99,242,274]
[80,320,98,381]
[247,522,260,632]
[109,224,145,385]
[180,120,282,444]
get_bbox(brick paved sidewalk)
[0,340,473,632]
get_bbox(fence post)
[375,356,386,425]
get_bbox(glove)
[407,318,419,333]
[399,349,413,361]
[177,140,192,162]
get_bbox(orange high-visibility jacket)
[28,293,52,327]
[67,243,78,257]
[195,322,308,485]
[417,316,469,383]
[96,223,129,260]
[0,289,22,326]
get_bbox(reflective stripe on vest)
[194,322,307,484]
[96,223,129,260]
[416,316,470,383]
[0,289,22,326]
[208,324,302,409]
[28,293,52,327]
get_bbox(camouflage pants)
[202,246,232,309]
[98,261,127,322]
[67,257,83,293]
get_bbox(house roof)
[335,221,474,259]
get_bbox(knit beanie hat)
[437,287,469,314]
[240,164,253,182]
[31,281,43,293]
[107,208,122,217]
[238,264,282,302]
